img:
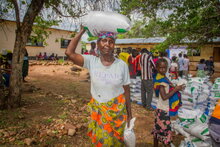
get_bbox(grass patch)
[58,113,67,120]
[14,140,25,145]
[46,118,53,123]
[58,59,64,64]
[42,117,54,125]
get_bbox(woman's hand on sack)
[80,25,86,33]
[175,84,186,91]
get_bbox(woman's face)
[98,37,115,56]
[157,62,167,75]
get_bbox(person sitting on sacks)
[65,27,132,146]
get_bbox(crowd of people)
[36,52,59,60]
[66,28,219,147]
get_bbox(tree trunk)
[7,29,25,108]
[7,0,47,109]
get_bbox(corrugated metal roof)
[115,37,166,44]
[86,37,166,44]
[181,37,220,43]
[86,37,220,44]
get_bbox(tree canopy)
[120,0,220,50]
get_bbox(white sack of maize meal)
[183,123,209,140]
[82,11,131,37]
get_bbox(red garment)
[84,52,89,55]
[153,58,159,65]
[136,54,141,71]
[130,56,137,77]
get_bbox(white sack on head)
[82,11,131,36]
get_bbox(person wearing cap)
[65,27,132,146]
[152,51,159,65]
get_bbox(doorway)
[213,47,220,62]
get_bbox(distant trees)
[120,0,220,50]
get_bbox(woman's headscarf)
[98,32,116,39]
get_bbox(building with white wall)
[0,20,82,57]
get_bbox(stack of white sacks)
[170,77,220,147]
[132,75,220,146]
[130,77,142,103]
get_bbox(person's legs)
[152,109,172,147]
[183,70,188,79]
[153,136,159,147]
[136,70,141,76]
[141,80,147,108]
[146,79,154,109]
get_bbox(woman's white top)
[83,55,131,103]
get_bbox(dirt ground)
[0,62,185,146]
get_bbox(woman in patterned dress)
[65,27,132,147]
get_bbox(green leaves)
[120,0,220,50]
[31,16,60,45]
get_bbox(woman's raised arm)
[65,28,86,67]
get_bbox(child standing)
[152,58,184,146]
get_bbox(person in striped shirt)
[140,48,156,110]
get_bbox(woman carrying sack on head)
[65,27,132,146]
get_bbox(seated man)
[37,52,43,60]
[49,53,55,60]
[43,52,48,60]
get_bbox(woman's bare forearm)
[123,85,132,119]
[65,28,86,66]
[160,86,178,100]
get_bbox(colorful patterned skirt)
[87,94,127,147]
[152,109,172,145]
